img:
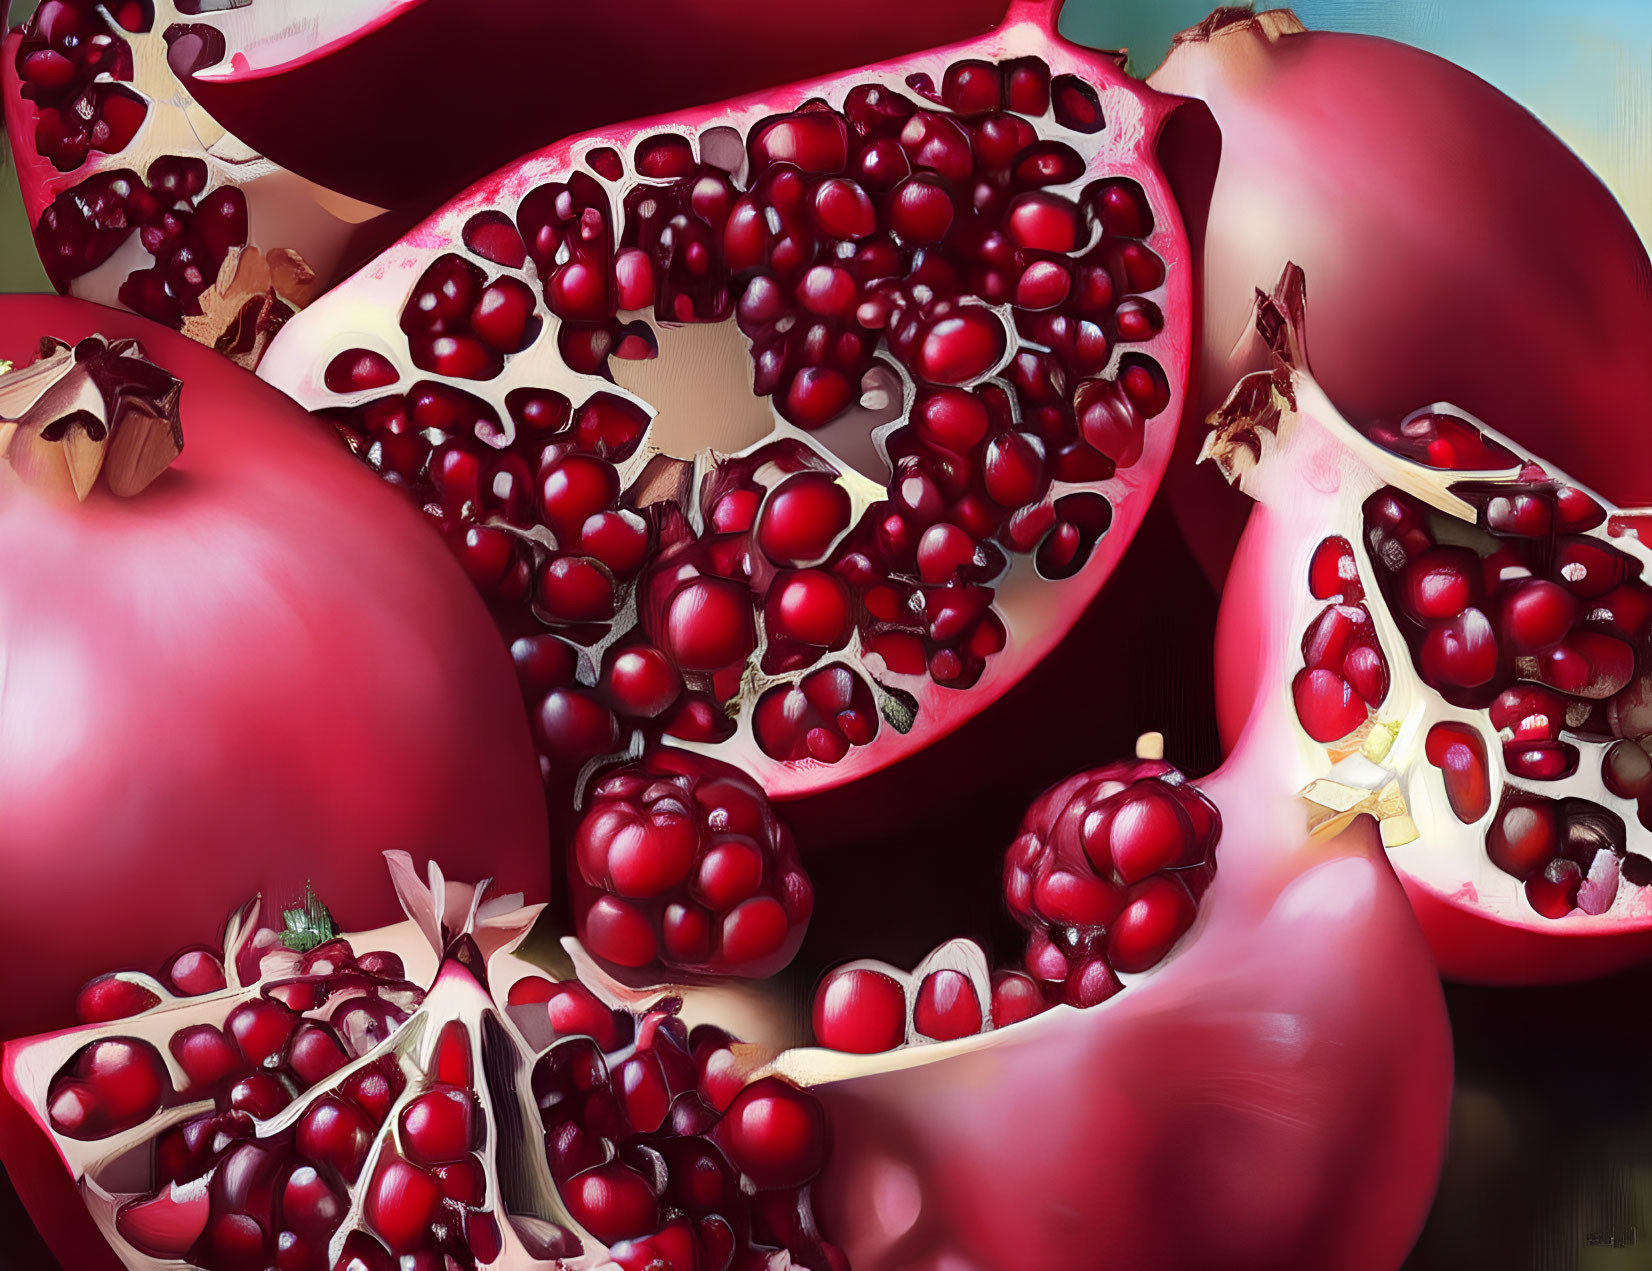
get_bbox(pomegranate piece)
[260,16,1192,802]
[0,296,548,1041]
[571,750,814,979]
[0,854,587,1271]
[1150,9,1652,588]
[2,1,395,361]
[1205,265,1652,982]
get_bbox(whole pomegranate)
[1207,265,1652,983]
[0,294,548,1039]
[258,1,1196,806]
[1146,8,1652,583]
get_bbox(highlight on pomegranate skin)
[0,294,549,1045]
[0,855,847,1271]
[257,3,1194,802]
[1206,263,1652,984]
[1,0,393,364]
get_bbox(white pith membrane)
[255,15,1190,801]
[3,855,841,1270]
[4,0,387,362]
[1205,264,1652,930]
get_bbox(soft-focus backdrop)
[3,2,1650,1268]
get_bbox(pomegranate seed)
[890,176,955,243]
[76,975,161,1024]
[283,1165,346,1242]
[170,1025,240,1089]
[606,646,683,718]
[298,1097,375,1181]
[1604,740,1652,800]
[1526,857,1583,919]
[226,999,297,1066]
[1107,787,1195,882]
[1107,875,1197,973]
[1505,743,1577,782]
[769,570,851,646]
[812,177,876,239]
[758,474,851,564]
[1502,579,1577,653]
[1052,74,1104,131]
[720,896,790,964]
[1424,723,1491,823]
[583,896,659,966]
[229,1072,293,1119]
[813,967,906,1053]
[401,1088,476,1165]
[1292,668,1367,743]
[914,308,1005,386]
[565,1162,659,1244]
[1419,607,1499,689]
[1015,259,1072,310]
[1075,379,1144,468]
[163,946,226,996]
[434,1158,487,1206]
[719,1078,826,1188]
[545,981,625,1050]
[1006,192,1080,251]
[364,1158,442,1253]
[916,523,978,584]
[1486,801,1560,880]
[663,576,755,671]
[989,970,1048,1026]
[535,689,617,761]
[750,111,850,175]
[913,969,983,1040]
[324,349,399,393]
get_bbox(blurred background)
[4,2,1652,1268]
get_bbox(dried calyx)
[1205,263,1652,943]
[0,334,182,498]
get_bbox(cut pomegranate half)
[1,855,846,1271]
[2,0,392,362]
[181,0,1016,209]
[752,731,1452,1269]
[1207,263,1652,984]
[258,6,1193,802]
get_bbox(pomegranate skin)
[806,785,1451,1270]
[1149,10,1652,582]
[184,0,1014,208]
[0,295,548,1040]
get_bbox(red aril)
[0,295,547,1041]
[1207,265,1652,983]
[1,2,394,361]
[181,1,1019,209]
[258,4,1194,805]
[1146,10,1652,587]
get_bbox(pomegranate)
[570,751,816,980]
[1206,264,1652,983]
[1146,9,1652,583]
[0,294,547,1039]
[2,0,393,362]
[181,0,1017,208]
[776,725,1452,1269]
[257,2,1195,805]
[1,855,845,1271]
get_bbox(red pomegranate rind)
[259,7,1193,800]
[2,1,388,362]
[1206,264,1652,983]
[569,750,814,979]
[181,0,1017,208]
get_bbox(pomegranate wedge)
[1208,264,1652,983]
[258,2,1194,801]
